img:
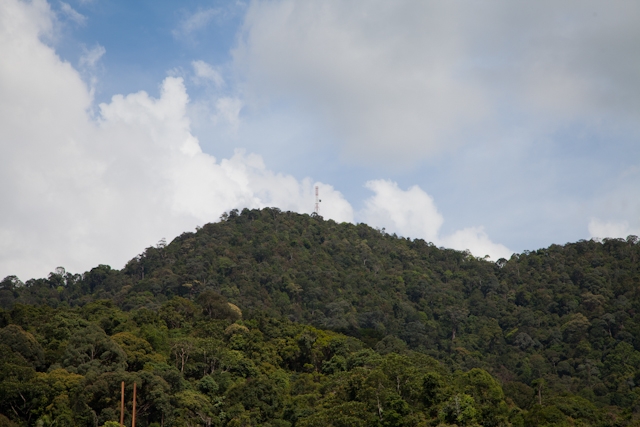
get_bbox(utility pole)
[120,381,125,427]
[132,382,137,427]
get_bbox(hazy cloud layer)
[192,60,224,88]
[79,44,105,69]
[235,0,640,165]
[173,8,220,38]
[59,1,86,25]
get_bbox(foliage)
[1,208,640,426]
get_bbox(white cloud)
[192,60,224,87]
[588,219,639,240]
[361,180,443,243]
[0,0,352,281]
[173,8,219,38]
[360,180,511,260]
[213,97,243,130]
[234,1,485,164]
[79,44,105,68]
[440,227,512,261]
[234,1,640,166]
[59,1,86,25]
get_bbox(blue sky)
[55,1,244,102]
[1,0,639,280]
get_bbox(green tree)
[62,324,127,375]
[439,394,478,426]
[0,324,44,368]
[112,332,163,371]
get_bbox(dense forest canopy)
[1,208,639,426]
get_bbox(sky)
[1,0,639,281]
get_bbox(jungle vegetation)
[1,207,639,426]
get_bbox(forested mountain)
[1,208,640,426]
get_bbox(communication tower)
[314,186,320,214]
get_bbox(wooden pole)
[120,381,125,427]
[132,382,137,427]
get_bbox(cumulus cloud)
[361,181,443,243]
[0,0,352,280]
[440,227,512,261]
[360,180,511,260]
[96,77,353,226]
[234,0,640,165]
[588,219,639,240]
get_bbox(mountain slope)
[2,207,640,425]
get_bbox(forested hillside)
[1,208,640,426]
